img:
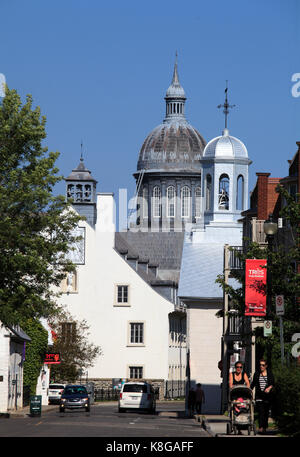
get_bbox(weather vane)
[217,81,236,129]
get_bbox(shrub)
[272,364,300,436]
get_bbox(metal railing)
[251,218,267,244]
[94,388,120,402]
[228,313,243,335]
[228,246,243,270]
[164,380,186,399]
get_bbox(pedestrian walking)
[187,386,196,416]
[229,361,250,389]
[195,383,205,414]
[250,359,275,434]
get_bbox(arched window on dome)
[218,174,230,210]
[143,187,148,218]
[181,186,191,218]
[152,186,161,218]
[195,187,202,218]
[167,186,175,218]
[236,175,244,211]
[205,175,212,211]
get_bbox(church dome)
[137,56,206,173]
[137,120,206,172]
[203,128,248,159]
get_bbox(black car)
[59,385,90,413]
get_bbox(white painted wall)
[57,193,174,381]
[0,325,9,412]
[188,305,223,413]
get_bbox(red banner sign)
[245,259,267,316]
[44,353,61,364]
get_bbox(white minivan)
[48,383,66,404]
[118,382,156,414]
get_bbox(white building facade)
[56,190,186,395]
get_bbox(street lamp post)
[263,214,278,319]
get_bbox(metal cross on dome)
[217,80,236,129]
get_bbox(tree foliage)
[0,87,82,326]
[48,309,102,383]
[21,318,49,395]
[216,184,300,363]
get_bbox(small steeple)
[217,81,236,132]
[164,53,186,121]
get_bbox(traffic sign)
[276,295,284,316]
[264,320,272,337]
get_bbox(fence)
[94,388,120,402]
[164,380,186,399]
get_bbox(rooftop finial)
[217,80,236,131]
[172,50,179,85]
[80,140,84,162]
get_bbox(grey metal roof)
[203,129,248,159]
[137,121,206,173]
[117,231,184,274]
[65,158,97,182]
[178,234,239,299]
[7,325,31,342]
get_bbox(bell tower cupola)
[65,145,98,226]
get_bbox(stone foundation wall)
[85,378,166,401]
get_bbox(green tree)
[48,309,102,383]
[0,87,82,326]
[20,318,49,395]
[216,184,300,364]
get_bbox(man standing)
[195,383,205,414]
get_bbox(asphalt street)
[0,402,209,438]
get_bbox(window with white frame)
[152,186,161,218]
[181,186,191,218]
[116,285,129,305]
[195,186,201,218]
[129,322,144,345]
[61,270,78,293]
[167,186,175,218]
[129,366,143,379]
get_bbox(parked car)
[48,383,66,404]
[118,382,156,414]
[59,385,90,413]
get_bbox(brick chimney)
[256,173,270,220]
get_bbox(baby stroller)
[227,385,256,435]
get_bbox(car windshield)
[123,384,147,393]
[50,385,65,390]
[64,386,88,395]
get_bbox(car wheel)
[59,407,65,413]
[118,407,125,413]
[85,407,90,413]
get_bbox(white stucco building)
[56,187,186,394]
[0,324,31,413]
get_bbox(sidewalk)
[198,414,280,437]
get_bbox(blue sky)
[1,0,299,214]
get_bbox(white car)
[48,383,66,404]
[118,382,156,414]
